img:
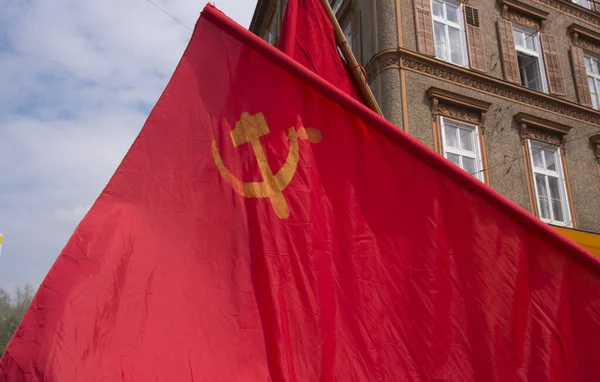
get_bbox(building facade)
[250,0,600,247]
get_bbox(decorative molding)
[521,126,565,146]
[437,103,482,124]
[426,87,492,113]
[514,112,573,135]
[427,87,491,127]
[591,134,600,163]
[533,0,600,29]
[569,23,600,55]
[499,0,549,30]
[365,51,400,83]
[577,38,600,55]
[506,12,543,30]
[515,112,573,147]
[366,48,600,125]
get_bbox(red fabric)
[3,4,600,380]
[278,0,361,100]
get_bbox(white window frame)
[585,53,600,110]
[440,117,484,181]
[512,24,549,93]
[431,0,469,67]
[528,140,572,227]
[572,0,592,9]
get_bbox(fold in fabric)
[2,4,600,381]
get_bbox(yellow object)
[554,226,600,257]
[212,112,322,219]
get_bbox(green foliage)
[0,285,34,357]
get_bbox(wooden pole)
[319,0,383,116]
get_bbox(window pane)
[525,58,542,89]
[588,76,596,92]
[548,176,561,199]
[446,152,461,166]
[448,27,462,65]
[531,147,544,168]
[513,29,524,48]
[585,56,592,73]
[459,128,474,151]
[593,58,600,75]
[434,22,446,60]
[544,149,556,171]
[535,174,551,220]
[432,0,444,18]
[444,123,458,148]
[535,174,548,198]
[462,156,476,174]
[548,177,564,222]
[552,199,565,222]
[518,53,542,91]
[524,31,536,51]
[343,23,352,50]
[589,77,599,110]
[331,0,342,13]
[446,3,459,23]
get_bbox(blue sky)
[0,0,255,293]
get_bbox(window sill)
[542,219,573,228]
[434,56,469,70]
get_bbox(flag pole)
[319,0,383,116]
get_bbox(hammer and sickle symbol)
[211,112,322,219]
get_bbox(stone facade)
[250,0,600,233]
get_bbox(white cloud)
[0,0,258,293]
[54,205,92,222]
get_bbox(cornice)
[569,23,600,42]
[532,0,600,29]
[569,23,600,54]
[515,112,572,147]
[500,0,549,30]
[365,49,600,125]
[365,50,400,83]
[514,112,573,134]
[427,87,492,113]
[427,87,491,126]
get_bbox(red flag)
[3,4,600,380]
[278,0,361,99]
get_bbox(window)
[585,54,600,109]
[337,6,361,64]
[528,141,572,227]
[431,0,468,66]
[572,0,592,9]
[331,0,343,14]
[343,22,352,51]
[336,21,352,62]
[266,15,278,45]
[513,25,548,92]
[440,117,484,181]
